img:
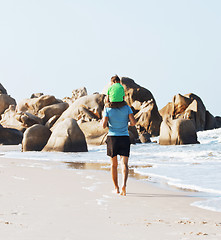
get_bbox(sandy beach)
[1,0,221,239]
[0,147,221,240]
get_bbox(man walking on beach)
[102,81,137,196]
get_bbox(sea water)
[1,128,221,213]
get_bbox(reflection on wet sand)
[64,161,152,181]
[64,162,198,192]
[65,162,110,171]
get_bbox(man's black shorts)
[106,136,131,158]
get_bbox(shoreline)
[0,151,221,239]
[0,145,204,197]
[0,144,220,212]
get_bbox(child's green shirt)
[107,83,125,102]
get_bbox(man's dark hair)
[111,75,120,83]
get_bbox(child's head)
[111,75,120,84]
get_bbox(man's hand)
[129,113,137,126]
[102,117,109,129]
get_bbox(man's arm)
[102,116,109,129]
[129,113,137,126]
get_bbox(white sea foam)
[12,176,27,181]
[86,175,96,180]
[191,197,221,213]
[96,198,108,207]
[1,128,221,212]
[82,186,97,192]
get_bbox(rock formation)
[0,105,43,131]
[37,102,69,124]
[134,99,162,137]
[159,118,199,145]
[1,81,220,150]
[205,111,216,130]
[78,121,108,145]
[63,87,87,104]
[0,94,16,115]
[43,118,88,152]
[160,93,218,132]
[71,87,87,101]
[22,124,51,151]
[1,94,68,130]
[0,105,25,131]
[0,83,7,94]
[52,94,105,129]
[0,126,23,145]
[16,112,43,128]
[215,117,221,128]
[30,93,44,98]
[120,77,162,136]
[17,95,61,115]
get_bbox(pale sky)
[0,0,220,116]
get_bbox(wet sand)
[0,147,221,239]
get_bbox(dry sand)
[0,147,221,239]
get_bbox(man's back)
[104,105,133,136]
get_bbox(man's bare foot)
[120,186,126,196]
[112,187,120,194]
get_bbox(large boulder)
[128,126,139,142]
[0,105,25,131]
[0,127,23,145]
[16,112,43,127]
[17,95,60,115]
[78,121,108,145]
[0,105,42,131]
[120,77,156,108]
[160,93,212,132]
[184,94,206,131]
[120,77,162,136]
[159,102,173,120]
[63,87,88,104]
[172,94,192,119]
[134,99,162,136]
[0,83,7,94]
[138,132,151,143]
[71,87,87,101]
[38,102,69,124]
[215,117,221,128]
[205,111,216,130]
[43,118,88,152]
[159,118,199,145]
[22,124,51,151]
[30,93,44,98]
[45,115,61,129]
[52,94,105,130]
[0,94,16,115]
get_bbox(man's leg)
[111,156,120,193]
[120,156,129,196]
